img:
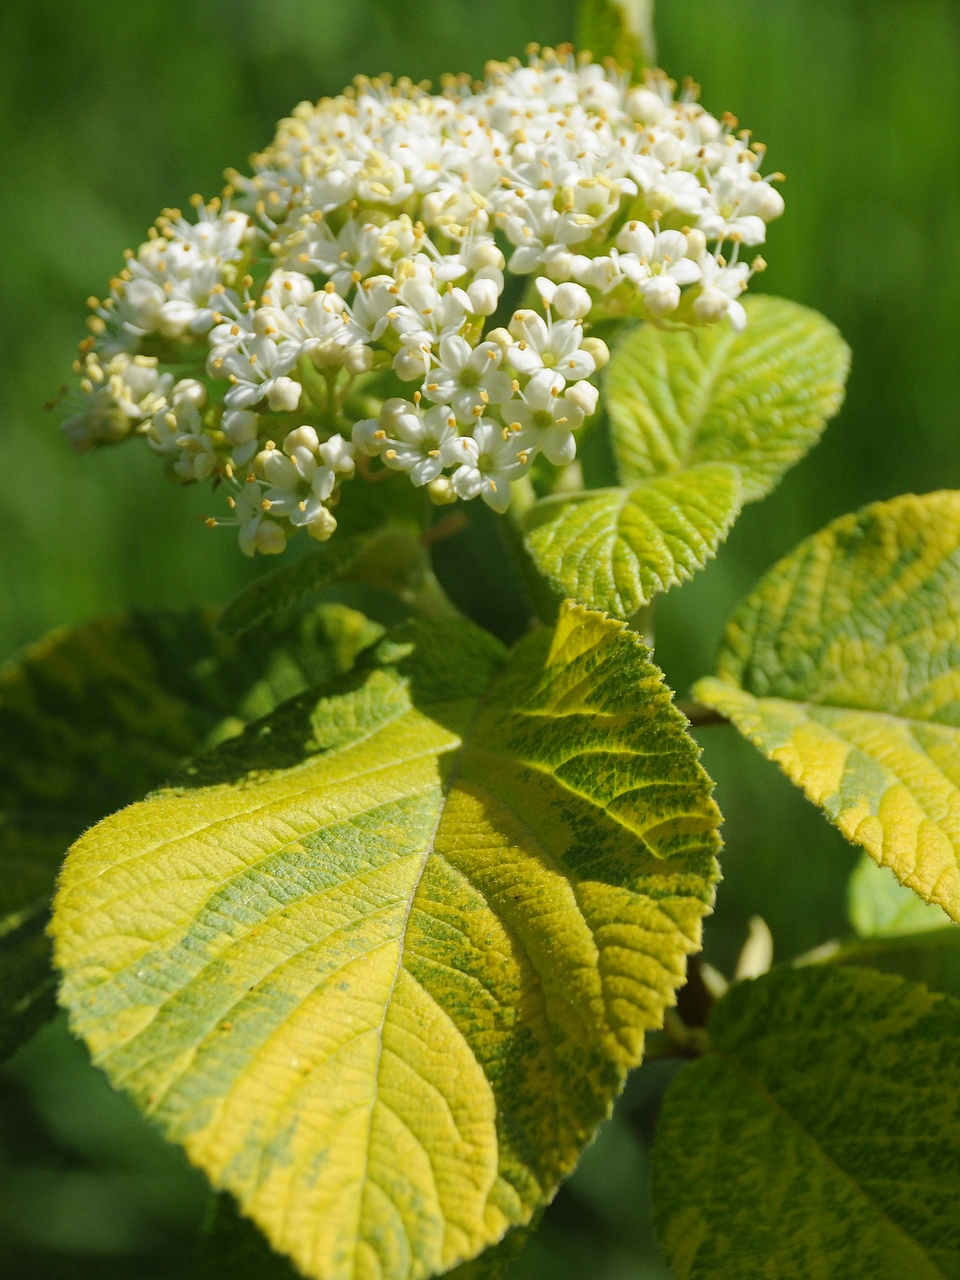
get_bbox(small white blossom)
[693,254,753,331]
[225,478,287,556]
[614,224,702,316]
[62,353,173,453]
[441,418,532,513]
[508,371,586,466]
[256,427,354,539]
[424,337,514,422]
[378,399,458,486]
[507,310,595,383]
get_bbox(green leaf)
[608,296,850,503]
[520,297,848,618]
[849,853,953,939]
[0,898,57,1061]
[52,601,720,1280]
[0,601,383,1059]
[694,490,960,923]
[577,0,653,68]
[522,463,742,618]
[217,532,381,639]
[808,928,960,1002]
[652,966,960,1279]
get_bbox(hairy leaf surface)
[522,464,742,617]
[695,491,960,922]
[0,602,381,1059]
[53,602,720,1280]
[521,297,847,617]
[653,967,960,1279]
[608,295,849,502]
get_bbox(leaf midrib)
[719,1050,950,1278]
[349,660,509,1279]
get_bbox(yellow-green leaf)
[198,1193,532,1280]
[652,966,960,1279]
[520,297,847,617]
[608,296,850,503]
[52,602,720,1280]
[0,602,382,1059]
[522,463,742,618]
[694,490,960,922]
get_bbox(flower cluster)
[60,46,782,556]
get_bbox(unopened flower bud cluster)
[60,47,782,556]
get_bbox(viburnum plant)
[5,2,960,1277]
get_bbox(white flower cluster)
[61,47,782,556]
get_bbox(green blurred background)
[2,0,959,1275]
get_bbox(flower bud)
[684,228,708,259]
[643,276,681,316]
[352,417,385,456]
[579,338,610,370]
[484,327,512,353]
[222,409,258,445]
[551,283,592,320]
[265,376,302,413]
[753,184,785,222]
[467,278,500,316]
[283,425,320,455]
[692,287,731,325]
[255,519,287,555]
[342,343,374,374]
[158,299,197,338]
[468,241,505,271]
[172,378,207,409]
[393,344,430,382]
[428,476,458,505]
[307,508,338,542]
[564,380,599,417]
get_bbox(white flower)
[388,268,471,348]
[378,399,458,485]
[207,331,302,411]
[222,409,260,466]
[506,310,595,383]
[507,371,586,466]
[256,427,354,538]
[226,479,287,556]
[615,224,702,316]
[145,399,217,481]
[693,254,752,331]
[423,337,514,422]
[94,205,255,345]
[441,418,532,513]
[62,353,173,453]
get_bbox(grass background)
[1,1,958,1276]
